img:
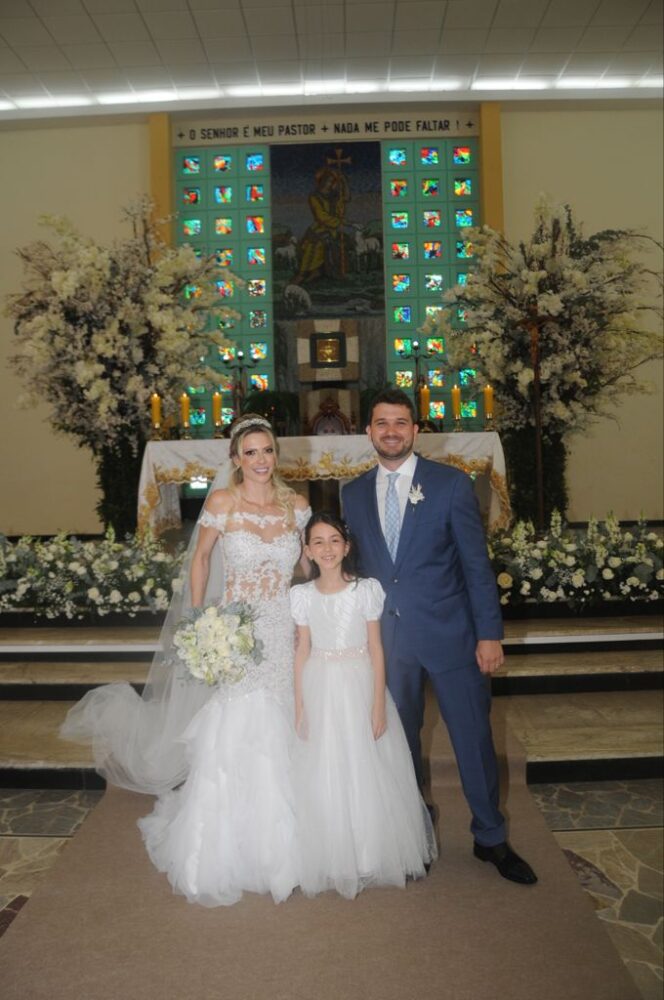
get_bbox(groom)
[342,388,537,885]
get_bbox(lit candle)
[483,384,494,419]
[419,381,430,421]
[179,392,190,426]
[212,391,222,425]
[150,392,161,427]
[451,384,461,418]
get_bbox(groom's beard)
[369,434,415,463]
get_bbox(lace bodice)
[199,504,311,702]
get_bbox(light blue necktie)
[384,472,401,561]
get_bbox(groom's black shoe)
[473,841,538,885]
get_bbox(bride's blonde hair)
[228,414,295,522]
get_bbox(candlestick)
[418,381,430,422]
[150,392,161,430]
[179,391,191,439]
[483,384,494,419]
[212,390,223,439]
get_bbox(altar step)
[0,615,661,788]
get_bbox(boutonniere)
[408,483,425,506]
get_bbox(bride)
[62,414,310,906]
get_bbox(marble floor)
[0,781,661,999]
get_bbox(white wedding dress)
[137,504,310,907]
[290,578,437,899]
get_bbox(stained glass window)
[219,345,236,361]
[247,247,266,265]
[215,217,233,235]
[461,401,477,418]
[392,274,410,293]
[246,184,264,202]
[421,178,439,197]
[214,186,232,204]
[459,368,477,385]
[395,370,414,388]
[250,342,268,360]
[391,211,409,229]
[430,401,445,419]
[424,273,443,292]
[394,338,412,355]
[183,156,200,174]
[457,272,468,285]
[250,373,269,391]
[217,374,233,391]
[246,153,264,171]
[215,278,234,297]
[423,210,441,228]
[457,306,467,322]
[221,407,234,424]
[246,215,264,234]
[214,154,232,172]
[183,187,200,205]
[188,385,206,395]
[456,208,473,227]
[388,148,407,166]
[184,283,201,299]
[454,178,472,196]
[425,305,443,322]
[421,147,439,165]
[394,306,412,323]
[453,146,471,165]
[183,219,202,237]
[427,337,445,354]
[390,179,408,197]
[215,248,233,267]
[249,309,268,328]
[428,369,445,388]
[218,317,235,331]
[423,241,442,259]
[248,279,266,297]
[190,407,207,426]
[392,242,410,259]
[456,240,474,259]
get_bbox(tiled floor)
[0,782,661,999]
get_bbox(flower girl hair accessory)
[408,483,425,506]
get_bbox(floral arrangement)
[0,530,183,620]
[6,198,237,455]
[173,604,262,686]
[428,196,662,437]
[488,512,664,609]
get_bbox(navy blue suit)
[342,455,506,846]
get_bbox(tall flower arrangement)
[430,197,663,525]
[6,198,238,534]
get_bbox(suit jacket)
[342,455,503,673]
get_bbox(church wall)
[0,106,661,534]
[501,106,664,521]
[0,120,150,535]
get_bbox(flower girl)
[290,511,437,899]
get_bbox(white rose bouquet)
[173,603,262,686]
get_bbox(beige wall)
[0,120,150,535]
[501,105,664,521]
[1,106,661,533]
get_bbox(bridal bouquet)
[173,604,262,686]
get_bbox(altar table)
[138,433,511,536]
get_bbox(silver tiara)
[229,415,272,441]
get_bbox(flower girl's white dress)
[138,505,310,907]
[290,578,437,899]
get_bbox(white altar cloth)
[138,433,511,535]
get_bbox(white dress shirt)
[375,452,418,535]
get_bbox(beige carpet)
[0,712,640,1000]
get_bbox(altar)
[138,433,511,535]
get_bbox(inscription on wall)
[173,110,478,146]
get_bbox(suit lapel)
[358,466,394,571]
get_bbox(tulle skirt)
[293,648,437,900]
[138,687,299,907]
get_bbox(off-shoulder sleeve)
[289,584,310,626]
[199,509,227,532]
[295,505,312,531]
[361,578,385,621]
